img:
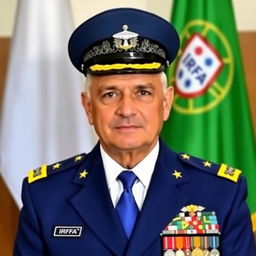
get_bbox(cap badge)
[113,25,139,50]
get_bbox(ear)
[163,86,174,121]
[81,92,94,125]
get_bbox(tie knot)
[118,171,137,189]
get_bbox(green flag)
[161,0,256,232]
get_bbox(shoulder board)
[28,153,86,184]
[179,153,242,183]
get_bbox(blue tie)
[116,171,139,238]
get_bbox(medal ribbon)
[162,237,169,250]
[192,236,201,248]
[162,237,176,250]
[183,236,191,250]
[210,236,220,249]
[176,236,183,250]
[171,236,176,250]
[202,236,209,250]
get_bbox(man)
[14,7,256,256]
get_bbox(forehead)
[89,73,163,88]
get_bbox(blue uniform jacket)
[14,141,256,255]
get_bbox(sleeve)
[13,179,47,256]
[221,176,256,255]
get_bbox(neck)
[101,140,158,169]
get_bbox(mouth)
[114,125,142,132]
[115,125,140,129]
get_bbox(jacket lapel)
[69,144,127,255]
[126,143,190,256]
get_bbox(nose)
[116,94,137,117]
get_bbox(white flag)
[0,0,95,207]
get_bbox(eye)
[137,88,152,96]
[101,90,118,98]
[100,89,121,104]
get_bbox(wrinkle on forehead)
[84,72,168,97]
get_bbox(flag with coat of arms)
[161,0,256,233]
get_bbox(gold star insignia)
[203,161,212,167]
[79,170,88,179]
[172,170,182,179]
[53,163,61,169]
[75,155,83,162]
[181,153,190,160]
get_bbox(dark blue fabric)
[116,171,139,238]
[14,141,256,255]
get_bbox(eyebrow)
[98,85,118,94]
[135,83,155,89]
[98,82,155,92]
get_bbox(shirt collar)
[100,141,159,189]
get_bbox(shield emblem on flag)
[175,34,223,98]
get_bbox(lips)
[115,125,141,130]
[111,119,144,130]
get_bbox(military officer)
[14,7,256,256]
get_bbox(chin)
[112,138,151,151]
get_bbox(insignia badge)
[28,165,47,183]
[210,248,220,256]
[74,155,84,162]
[53,226,83,237]
[164,249,175,256]
[175,34,223,98]
[181,153,190,160]
[203,161,212,167]
[79,170,88,179]
[181,204,205,215]
[217,163,241,182]
[172,170,182,179]
[113,25,139,50]
[53,163,61,169]
[161,205,220,255]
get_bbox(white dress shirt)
[100,142,159,210]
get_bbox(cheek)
[91,106,112,127]
[144,104,164,125]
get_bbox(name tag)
[53,226,83,237]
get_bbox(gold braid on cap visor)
[89,62,161,71]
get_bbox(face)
[81,73,174,155]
